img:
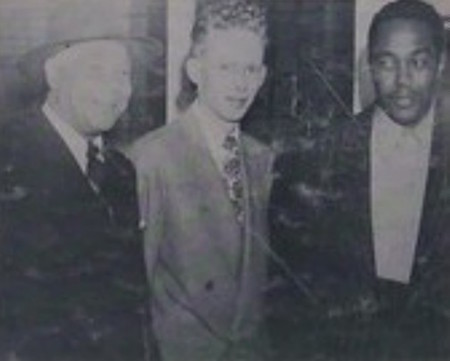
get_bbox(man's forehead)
[372,18,435,51]
[202,27,265,57]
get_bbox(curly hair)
[191,0,267,51]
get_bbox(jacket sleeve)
[135,159,165,289]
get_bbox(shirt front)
[371,106,434,284]
[43,102,102,174]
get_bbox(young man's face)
[58,40,132,137]
[369,18,443,126]
[188,27,267,123]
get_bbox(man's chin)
[219,108,249,123]
[386,108,424,127]
[90,119,118,134]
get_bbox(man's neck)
[377,103,436,133]
[192,100,239,134]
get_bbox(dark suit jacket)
[130,107,274,361]
[294,98,450,360]
[0,106,151,361]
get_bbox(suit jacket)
[131,107,274,361]
[0,106,151,361]
[294,98,450,360]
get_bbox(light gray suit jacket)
[130,107,274,361]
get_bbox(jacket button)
[205,280,214,291]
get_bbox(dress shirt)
[371,105,434,283]
[43,102,103,174]
[192,100,241,176]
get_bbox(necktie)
[87,141,106,192]
[86,143,139,228]
[222,128,244,224]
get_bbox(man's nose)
[396,61,412,87]
[113,80,132,99]
[232,71,249,93]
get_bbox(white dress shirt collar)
[373,106,435,149]
[42,102,102,173]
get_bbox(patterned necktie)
[87,141,106,192]
[222,128,244,224]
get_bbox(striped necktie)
[87,141,106,192]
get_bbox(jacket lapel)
[182,109,242,224]
[341,109,376,279]
[356,99,450,282]
[414,97,450,278]
[30,108,112,226]
[180,111,243,269]
[179,111,273,338]
[233,135,273,331]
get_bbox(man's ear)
[438,52,446,76]
[44,56,61,90]
[258,65,268,87]
[186,57,201,86]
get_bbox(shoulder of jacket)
[243,133,274,160]
[0,106,43,160]
[128,119,187,170]
[332,105,374,147]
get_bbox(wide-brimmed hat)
[17,0,164,91]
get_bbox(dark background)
[250,1,356,360]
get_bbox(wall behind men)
[167,0,196,123]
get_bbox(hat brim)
[17,35,164,92]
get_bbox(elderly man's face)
[370,19,443,126]
[57,40,132,137]
[188,27,267,123]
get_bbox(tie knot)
[87,141,106,191]
[87,141,101,160]
[87,141,107,167]
[222,128,240,152]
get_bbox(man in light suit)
[131,0,273,360]
[286,0,450,359]
[0,36,152,361]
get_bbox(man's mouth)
[394,97,414,108]
[111,100,127,114]
[226,96,247,107]
[391,92,416,108]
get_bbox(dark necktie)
[87,141,106,193]
[86,143,139,229]
[86,141,118,224]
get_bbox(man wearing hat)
[0,1,159,360]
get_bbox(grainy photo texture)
[1,0,450,361]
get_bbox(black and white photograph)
[1,0,450,360]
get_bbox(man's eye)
[410,55,432,70]
[217,63,263,77]
[219,64,232,72]
[374,56,396,70]
[246,65,262,76]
